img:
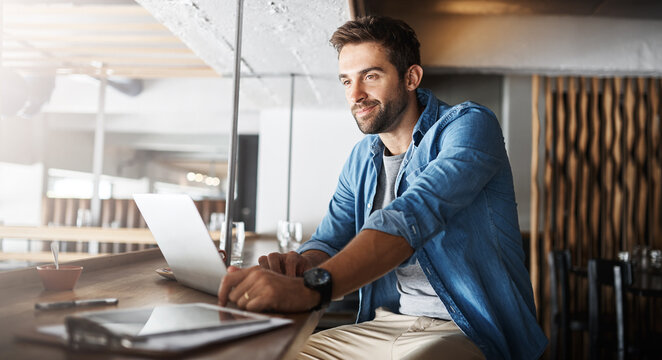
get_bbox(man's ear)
[405,65,423,91]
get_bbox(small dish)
[155,267,176,280]
[36,265,83,291]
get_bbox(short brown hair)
[330,16,421,78]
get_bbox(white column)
[89,71,108,254]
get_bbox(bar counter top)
[0,237,322,359]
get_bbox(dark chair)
[548,250,588,360]
[315,290,359,332]
[587,258,633,360]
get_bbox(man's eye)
[366,74,376,80]
[342,80,350,86]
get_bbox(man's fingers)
[232,281,252,308]
[232,272,273,310]
[227,265,240,273]
[228,269,260,304]
[258,255,269,269]
[284,252,299,277]
[245,295,270,313]
[267,252,285,274]
[218,267,253,306]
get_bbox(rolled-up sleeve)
[362,108,505,249]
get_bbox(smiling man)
[218,16,547,360]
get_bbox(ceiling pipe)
[223,0,244,267]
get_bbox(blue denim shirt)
[298,88,547,359]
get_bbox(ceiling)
[4,0,661,106]
[1,0,215,78]
[2,0,352,110]
[3,0,661,179]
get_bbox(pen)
[35,298,119,310]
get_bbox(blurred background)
[1,1,661,356]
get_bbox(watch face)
[305,268,330,286]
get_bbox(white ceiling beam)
[2,46,194,54]
[5,66,219,78]
[4,56,207,65]
[4,23,169,32]
[4,4,149,16]
[5,34,183,44]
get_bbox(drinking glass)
[220,221,245,266]
[649,249,661,272]
[617,251,630,262]
[277,220,303,252]
[208,212,225,231]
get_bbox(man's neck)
[379,91,422,156]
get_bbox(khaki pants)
[297,307,485,360]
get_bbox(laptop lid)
[133,194,226,296]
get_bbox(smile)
[356,104,377,116]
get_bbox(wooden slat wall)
[530,75,541,310]
[39,197,226,253]
[531,75,662,344]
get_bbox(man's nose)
[348,84,367,104]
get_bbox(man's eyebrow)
[338,66,386,81]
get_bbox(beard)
[351,83,409,135]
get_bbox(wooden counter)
[0,238,322,360]
[0,225,257,244]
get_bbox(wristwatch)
[302,268,332,311]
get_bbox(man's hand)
[218,266,320,312]
[257,251,314,276]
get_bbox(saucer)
[155,267,176,280]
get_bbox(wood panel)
[603,78,615,259]
[589,78,601,260]
[624,78,636,250]
[542,77,554,333]
[578,78,590,266]
[530,75,541,312]
[555,77,567,252]
[652,79,662,249]
[567,77,578,262]
[613,77,624,250]
[531,75,662,352]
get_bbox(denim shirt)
[298,88,547,359]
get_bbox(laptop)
[133,194,226,296]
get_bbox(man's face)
[338,42,409,134]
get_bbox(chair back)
[587,258,633,360]
[548,250,571,360]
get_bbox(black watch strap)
[302,268,332,311]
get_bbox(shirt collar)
[369,88,439,155]
[412,88,439,146]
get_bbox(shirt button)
[367,203,372,209]
[411,225,416,234]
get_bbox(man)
[219,16,547,359]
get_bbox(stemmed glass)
[277,220,303,252]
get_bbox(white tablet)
[66,303,270,341]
